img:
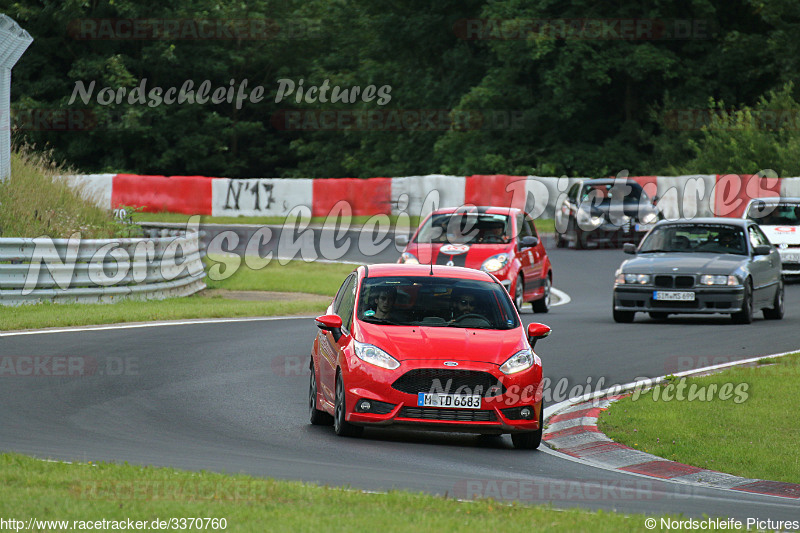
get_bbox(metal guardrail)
[0,228,206,306]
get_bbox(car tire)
[555,232,567,248]
[511,404,543,450]
[648,312,668,320]
[514,274,524,311]
[309,362,333,426]
[763,281,785,320]
[613,309,635,323]
[574,228,585,250]
[532,276,551,313]
[334,373,363,437]
[732,279,754,324]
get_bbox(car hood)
[622,253,747,275]
[356,322,526,366]
[405,242,512,268]
[759,225,800,246]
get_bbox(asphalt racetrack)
[2,227,799,521]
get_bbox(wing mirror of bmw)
[520,235,539,248]
[315,314,343,342]
[527,322,551,350]
[753,244,772,256]
[623,243,638,255]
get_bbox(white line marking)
[0,315,316,337]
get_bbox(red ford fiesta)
[310,263,551,449]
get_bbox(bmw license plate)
[784,253,800,262]
[417,393,481,409]
[653,291,695,301]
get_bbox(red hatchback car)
[396,207,553,313]
[310,263,551,449]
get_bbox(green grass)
[0,296,328,331]
[1,260,355,331]
[0,148,127,239]
[0,452,667,532]
[204,256,358,294]
[599,353,800,483]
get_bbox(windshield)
[580,182,647,204]
[357,276,519,330]
[414,213,511,244]
[639,224,748,255]
[746,202,800,225]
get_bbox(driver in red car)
[450,289,483,322]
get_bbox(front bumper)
[778,250,800,275]
[342,358,542,434]
[613,285,746,314]
[580,222,651,244]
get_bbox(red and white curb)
[541,352,800,500]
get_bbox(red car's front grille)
[392,369,505,397]
[398,407,497,422]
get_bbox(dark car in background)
[612,219,784,324]
[555,178,662,249]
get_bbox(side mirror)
[527,322,551,349]
[623,243,638,255]
[315,314,343,342]
[395,234,410,247]
[652,195,660,205]
[520,235,539,248]
[753,244,772,256]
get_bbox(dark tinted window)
[414,213,511,244]
[639,224,747,255]
[333,274,356,331]
[357,276,519,330]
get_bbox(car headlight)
[354,341,400,370]
[641,212,658,224]
[500,348,534,375]
[699,275,739,286]
[615,271,650,285]
[481,253,509,273]
[577,209,604,228]
[399,252,419,264]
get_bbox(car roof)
[359,263,497,282]
[428,206,522,216]
[745,197,800,204]
[653,217,751,228]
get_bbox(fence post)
[0,14,33,181]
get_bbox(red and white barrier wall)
[60,173,800,219]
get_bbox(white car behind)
[744,197,800,277]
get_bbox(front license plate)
[653,291,695,301]
[635,223,655,232]
[417,393,481,410]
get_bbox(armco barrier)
[0,227,206,306]
[112,174,214,215]
[60,173,800,220]
[313,177,392,217]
